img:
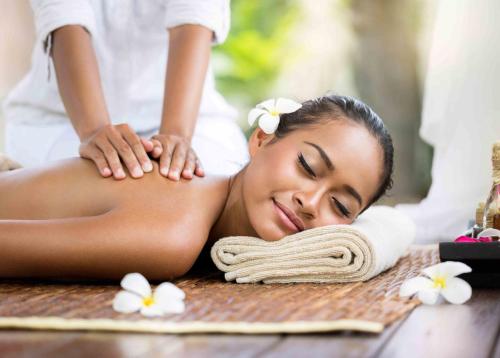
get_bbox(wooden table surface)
[0,289,498,358]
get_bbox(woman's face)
[242,118,384,241]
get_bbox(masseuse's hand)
[79,123,163,180]
[151,133,204,181]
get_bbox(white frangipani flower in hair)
[248,98,302,134]
[113,273,185,317]
[399,261,472,305]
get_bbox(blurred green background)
[213,0,435,203]
[213,0,300,112]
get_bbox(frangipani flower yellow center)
[113,273,186,317]
[142,296,155,307]
[399,261,472,305]
[432,276,446,289]
[248,97,302,134]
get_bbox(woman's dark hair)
[273,93,394,209]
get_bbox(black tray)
[439,242,500,288]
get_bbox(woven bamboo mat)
[0,245,439,334]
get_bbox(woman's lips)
[272,198,305,233]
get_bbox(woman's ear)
[248,128,274,157]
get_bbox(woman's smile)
[272,198,305,233]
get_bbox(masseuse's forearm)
[51,25,110,140]
[0,215,184,280]
[160,25,213,139]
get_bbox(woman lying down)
[0,94,394,281]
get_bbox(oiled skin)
[0,158,229,280]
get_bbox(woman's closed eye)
[297,152,351,218]
[332,197,351,218]
[297,152,316,177]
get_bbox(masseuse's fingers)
[107,127,143,178]
[121,128,153,173]
[181,150,201,179]
[151,134,203,181]
[94,138,126,179]
[159,141,173,177]
[79,144,112,177]
[194,157,205,177]
[80,124,156,179]
[167,143,188,180]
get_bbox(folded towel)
[0,153,22,172]
[210,206,416,283]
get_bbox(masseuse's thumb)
[148,138,163,158]
[140,137,154,152]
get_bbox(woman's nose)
[293,190,321,219]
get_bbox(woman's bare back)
[0,158,230,279]
[0,158,227,220]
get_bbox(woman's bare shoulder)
[0,157,230,227]
[118,161,231,223]
[0,157,115,219]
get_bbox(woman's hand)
[151,133,204,181]
[79,123,162,180]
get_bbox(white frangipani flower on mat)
[113,273,185,317]
[399,261,472,305]
[248,98,302,134]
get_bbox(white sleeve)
[164,0,231,45]
[30,0,97,53]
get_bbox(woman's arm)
[0,209,193,280]
[51,25,154,179]
[153,24,213,180]
[51,25,110,142]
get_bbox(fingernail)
[116,168,125,178]
[143,161,153,172]
[132,167,143,177]
[170,170,179,180]
[160,168,169,176]
[183,170,192,178]
[102,168,111,176]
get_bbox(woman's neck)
[209,167,257,241]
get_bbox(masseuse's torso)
[3,0,236,132]
[0,158,230,250]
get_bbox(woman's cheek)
[246,154,289,193]
[319,210,353,227]
[269,155,301,187]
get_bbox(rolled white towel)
[210,206,416,283]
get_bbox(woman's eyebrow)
[344,184,363,207]
[304,141,363,207]
[304,141,334,170]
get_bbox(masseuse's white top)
[3,0,236,131]
[396,0,500,242]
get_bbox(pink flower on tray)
[454,236,493,243]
